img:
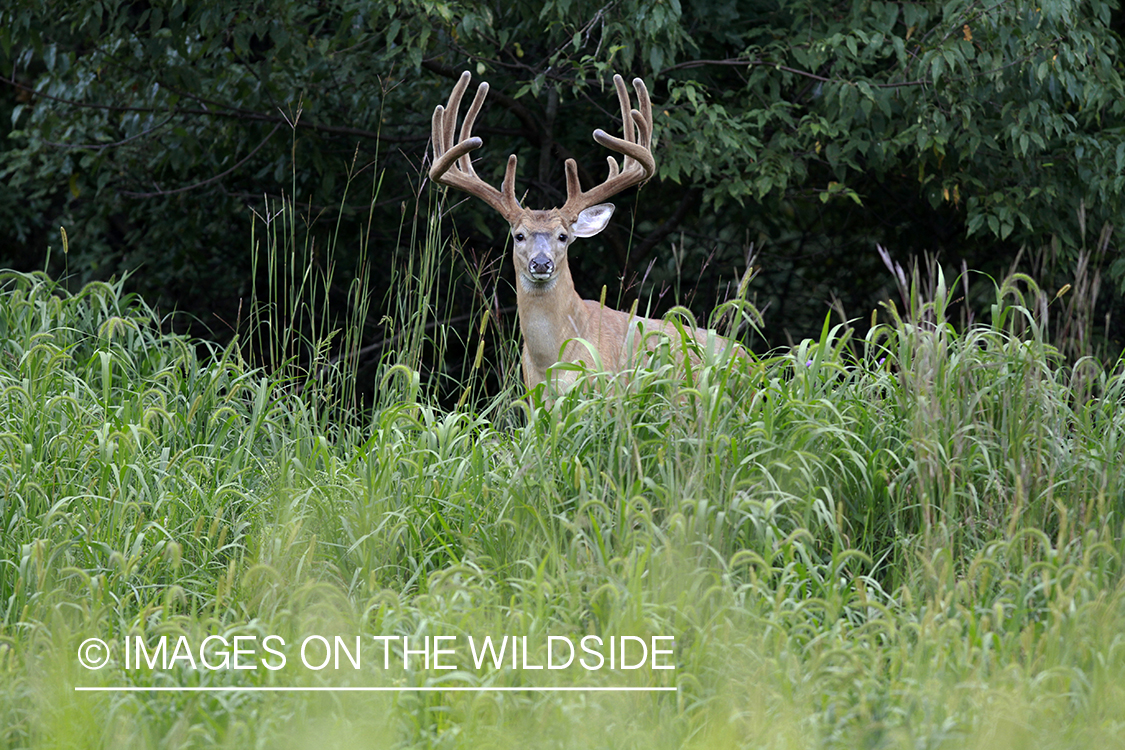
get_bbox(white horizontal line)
[75,686,676,693]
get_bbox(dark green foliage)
[1,0,1123,387]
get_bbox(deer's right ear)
[572,204,615,237]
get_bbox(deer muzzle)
[528,252,555,280]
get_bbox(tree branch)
[120,122,282,198]
[656,58,929,89]
[42,114,175,150]
[0,74,423,144]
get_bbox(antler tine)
[441,72,472,156]
[428,72,522,221]
[613,74,634,151]
[456,79,490,177]
[560,74,655,221]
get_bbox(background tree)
[2,0,1123,400]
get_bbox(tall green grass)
[1,198,1124,747]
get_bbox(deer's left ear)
[572,203,615,237]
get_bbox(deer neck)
[515,261,588,371]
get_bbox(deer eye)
[558,233,568,243]
[514,232,525,242]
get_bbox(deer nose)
[528,253,554,279]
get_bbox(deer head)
[428,72,654,289]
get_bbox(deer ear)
[572,203,615,237]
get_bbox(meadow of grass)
[1,203,1124,749]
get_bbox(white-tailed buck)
[429,71,733,393]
